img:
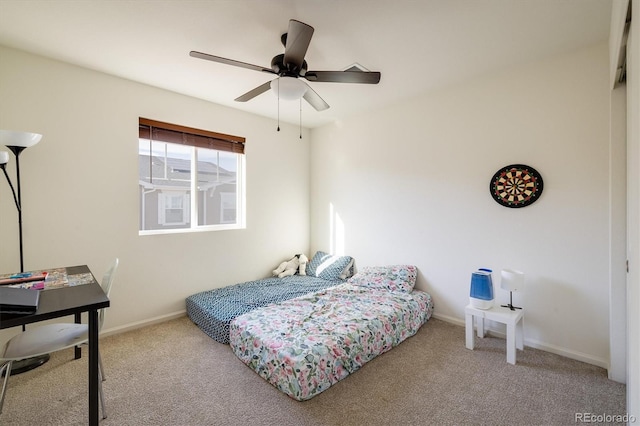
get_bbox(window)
[159,192,189,225]
[138,118,246,234]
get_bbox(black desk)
[0,265,109,426]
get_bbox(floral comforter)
[229,283,433,401]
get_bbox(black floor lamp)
[0,129,49,374]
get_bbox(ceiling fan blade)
[190,51,275,74]
[302,83,329,111]
[234,81,273,102]
[283,20,314,70]
[305,70,381,84]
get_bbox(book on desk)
[0,273,47,286]
[0,286,41,314]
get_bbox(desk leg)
[88,309,99,426]
[74,313,82,360]
[516,317,524,351]
[506,322,516,365]
[465,312,474,349]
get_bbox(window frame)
[138,118,246,236]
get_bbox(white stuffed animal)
[298,253,308,276]
[273,254,309,278]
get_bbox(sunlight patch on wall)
[329,202,345,255]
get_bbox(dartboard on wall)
[490,164,543,208]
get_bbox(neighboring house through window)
[219,192,236,224]
[138,118,246,234]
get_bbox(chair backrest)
[98,258,119,331]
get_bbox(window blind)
[139,118,245,154]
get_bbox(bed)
[229,265,433,401]
[186,251,355,344]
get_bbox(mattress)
[229,283,433,401]
[186,275,344,344]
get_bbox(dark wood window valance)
[139,118,245,154]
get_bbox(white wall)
[0,46,310,336]
[310,43,613,367]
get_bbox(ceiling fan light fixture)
[270,76,307,100]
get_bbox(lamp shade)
[0,130,42,148]
[0,151,8,165]
[270,76,307,100]
[501,269,524,292]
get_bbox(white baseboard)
[101,310,186,338]
[432,312,464,326]
[523,337,609,370]
[431,312,609,370]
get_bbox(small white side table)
[465,304,524,365]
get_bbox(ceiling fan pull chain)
[276,78,280,132]
[299,99,302,139]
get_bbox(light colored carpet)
[0,316,625,425]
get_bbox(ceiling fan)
[189,19,381,112]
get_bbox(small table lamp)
[500,269,524,310]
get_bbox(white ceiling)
[0,0,612,129]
